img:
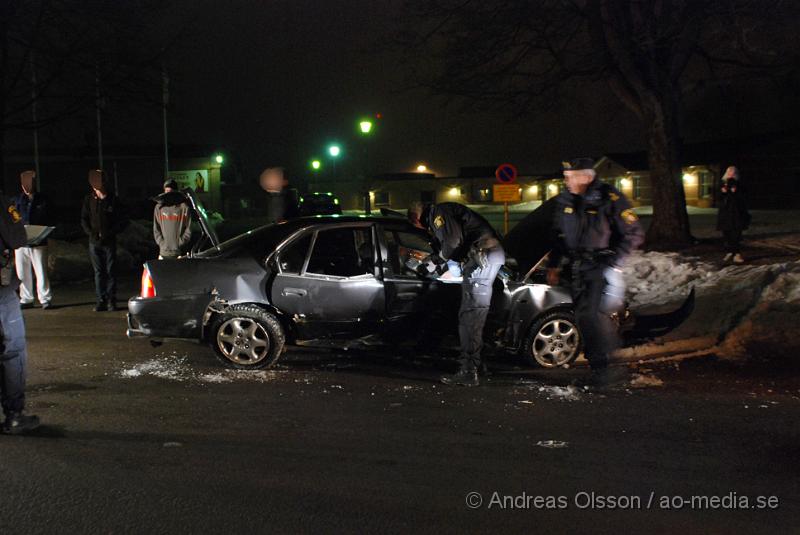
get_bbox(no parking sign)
[495,163,518,184]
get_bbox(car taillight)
[140,268,156,298]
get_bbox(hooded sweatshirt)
[153,191,193,258]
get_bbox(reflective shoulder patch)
[433,215,445,229]
[586,209,598,215]
[609,192,620,202]
[621,208,639,224]
[7,205,21,223]
[563,207,573,214]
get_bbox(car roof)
[197,214,414,256]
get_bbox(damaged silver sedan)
[127,192,694,369]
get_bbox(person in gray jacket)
[153,179,192,259]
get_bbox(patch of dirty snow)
[536,440,569,449]
[119,354,286,384]
[629,373,664,388]
[518,381,585,402]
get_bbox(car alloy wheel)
[530,316,580,368]
[216,317,271,366]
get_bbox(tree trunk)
[642,94,692,248]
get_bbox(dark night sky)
[161,0,646,177]
[25,0,800,181]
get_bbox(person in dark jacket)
[408,201,505,387]
[153,179,192,259]
[716,166,749,264]
[81,169,128,311]
[260,167,299,224]
[13,170,52,309]
[0,193,40,434]
[546,158,644,388]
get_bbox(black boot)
[106,301,118,312]
[3,412,40,435]
[587,367,630,390]
[94,301,107,312]
[441,367,479,387]
[478,361,492,377]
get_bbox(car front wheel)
[523,310,582,368]
[211,305,285,369]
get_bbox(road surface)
[2,281,797,534]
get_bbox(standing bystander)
[13,170,52,309]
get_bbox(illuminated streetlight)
[214,153,224,164]
[359,120,373,134]
[328,145,341,157]
[311,160,321,170]
[416,164,427,172]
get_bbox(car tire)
[210,305,285,369]
[522,310,582,368]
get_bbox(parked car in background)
[127,192,694,370]
[298,192,342,216]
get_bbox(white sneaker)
[733,253,745,264]
[723,253,733,263]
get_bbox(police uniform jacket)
[0,196,28,296]
[547,179,644,270]
[425,202,500,262]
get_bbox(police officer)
[546,158,644,387]
[0,194,40,434]
[408,201,505,386]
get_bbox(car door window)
[382,229,433,277]
[306,227,374,277]
[277,233,312,274]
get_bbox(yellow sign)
[493,184,521,202]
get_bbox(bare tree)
[399,0,799,246]
[0,0,174,181]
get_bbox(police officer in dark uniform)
[408,201,505,386]
[546,158,644,387]
[0,195,40,434]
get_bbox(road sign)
[495,163,518,184]
[493,184,521,202]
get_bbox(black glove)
[416,263,431,277]
[429,253,446,266]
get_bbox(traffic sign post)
[494,164,520,235]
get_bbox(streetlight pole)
[30,53,41,190]
[328,144,341,191]
[162,64,170,178]
[95,63,104,170]
[358,120,373,214]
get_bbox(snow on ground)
[119,353,288,383]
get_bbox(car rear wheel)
[523,310,581,368]
[211,305,285,369]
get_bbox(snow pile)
[619,251,800,360]
[47,220,155,282]
[623,251,774,307]
[718,264,800,359]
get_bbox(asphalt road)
[2,280,798,534]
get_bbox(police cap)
[562,158,595,171]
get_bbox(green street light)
[359,120,373,134]
[328,144,341,157]
[311,159,322,170]
[214,153,224,164]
